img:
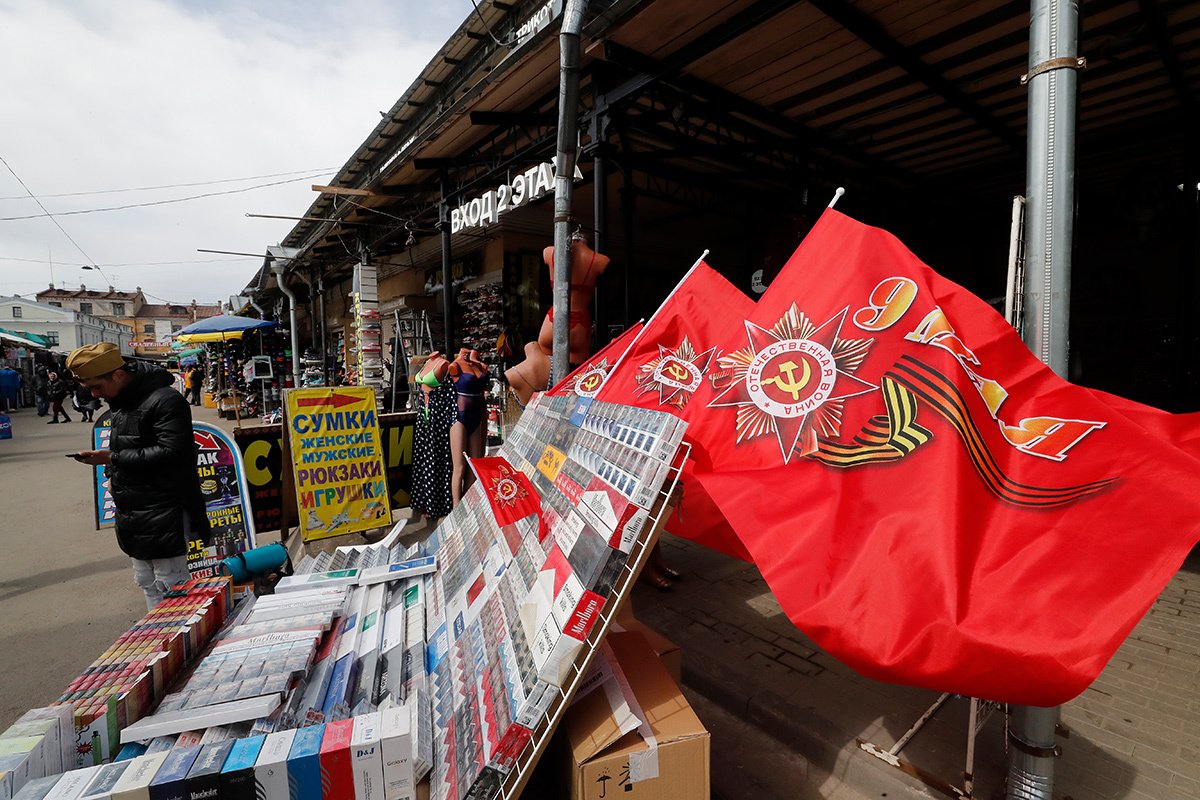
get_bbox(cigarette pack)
[317,719,354,799]
[11,774,60,800]
[351,585,387,713]
[107,752,169,800]
[349,713,384,800]
[273,570,361,594]
[356,558,438,588]
[410,690,432,782]
[217,734,263,800]
[181,740,233,800]
[0,737,45,793]
[251,729,295,800]
[378,705,413,800]
[43,765,103,800]
[16,708,73,780]
[78,761,130,800]
[144,743,199,800]
[3,714,62,777]
[285,724,325,800]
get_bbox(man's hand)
[74,450,112,466]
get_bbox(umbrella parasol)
[175,315,277,343]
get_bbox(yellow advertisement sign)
[285,387,392,540]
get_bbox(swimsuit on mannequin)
[449,348,489,507]
[410,352,454,519]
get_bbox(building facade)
[2,295,134,354]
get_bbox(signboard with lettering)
[92,412,115,530]
[285,387,392,540]
[234,413,415,534]
[188,422,257,578]
[450,159,583,234]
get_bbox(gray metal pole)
[317,271,327,381]
[551,0,590,385]
[1008,1,1079,797]
[593,144,607,345]
[439,171,454,356]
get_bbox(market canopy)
[0,328,47,349]
[175,315,276,343]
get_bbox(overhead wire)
[0,152,100,267]
[0,172,334,221]
[0,167,340,201]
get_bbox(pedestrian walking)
[0,365,21,412]
[46,371,72,423]
[66,343,210,609]
[32,366,49,416]
[186,365,203,406]
[73,382,99,422]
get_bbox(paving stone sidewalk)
[629,535,1200,800]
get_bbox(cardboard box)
[612,606,682,686]
[564,632,709,800]
[378,704,413,800]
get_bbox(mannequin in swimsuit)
[415,351,450,406]
[504,233,610,406]
[449,348,489,506]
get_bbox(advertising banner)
[188,422,257,577]
[285,387,392,540]
[92,411,115,530]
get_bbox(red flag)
[687,209,1200,705]
[544,322,644,399]
[594,262,754,562]
[469,456,547,538]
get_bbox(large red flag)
[686,208,1200,705]
[595,262,754,562]
[468,456,545,535]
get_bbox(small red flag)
[544,322,644,399]
[469,456,546,538]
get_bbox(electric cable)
[0,152,100,267]
[0,167,340,201]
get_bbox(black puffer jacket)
[106,362,210,559]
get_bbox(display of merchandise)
[20,398,686,800]
[300,349,325,388]
[349,263,387,398]
[457,280,506,443]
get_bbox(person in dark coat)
[32,366,49,416]
[45,370,72,423]
[66,343,211,609]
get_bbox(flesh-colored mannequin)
[505,235,609,406]
[449,348,489,506]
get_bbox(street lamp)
[81,264,114,288]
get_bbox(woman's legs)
[450,422,467,507]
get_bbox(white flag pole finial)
[828,187,846,208]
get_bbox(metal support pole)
[1008,1,1078,796]
[621,178,635,326]
[551,0,590,384]
[439,171,454,355]
[593,145,608,346]
[317,271,327,381]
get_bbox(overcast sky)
[0,0,472,307]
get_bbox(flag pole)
[598,250,708,389]
[827,187,846,208]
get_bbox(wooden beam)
[312,184,372,197]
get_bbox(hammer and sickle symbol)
[664,361,691,382]
[762,359,811,401]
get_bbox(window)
[79,302,92,315]
[112,302,125,315]
[144,324,154,334]
[48,301,61,307]
[171,324,182,333]
[45,331,59,346]
[10,306,20,318]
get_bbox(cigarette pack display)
[42,765,103,800]
[296,619,344,724]
[273,570,361,594]
[78,760,130,800]
[107,752,169,800]
[217,734,263,800]
[349,713,384,800]
[284,724,324,800]
[356,557,438,588]
[144,743,200,800]
[317,719,354,799]
[251,729,295,800]
[11,774,59,800]
[16,708,73,779]
[378,705,413,800]
[2,715,62,777]
[181,740,233,800]
[119,696,281,744]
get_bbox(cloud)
[0,0,470,303]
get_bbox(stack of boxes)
[351,263,385,394]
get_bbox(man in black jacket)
[66,343,210,609]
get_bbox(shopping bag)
[0,412,11,440]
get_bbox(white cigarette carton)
[378,706,413,800]
[107,751,169,800]
[251,728,296,800]
[349,713,384,800]
[42,765,103,800]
